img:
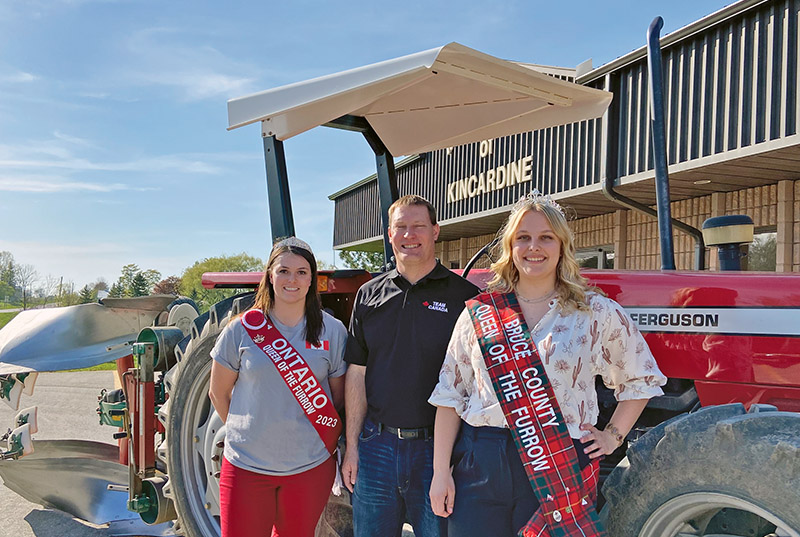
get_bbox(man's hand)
[429,470,455,517]
[341,446,359,493]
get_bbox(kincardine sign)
[446,139,533,203]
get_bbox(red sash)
[467,292,606,537]
[241,309,342,454]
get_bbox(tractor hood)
[0,296,175,375]
[227,42,612,156]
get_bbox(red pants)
[219,456,335,537]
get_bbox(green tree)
[108,282,124,298]
[78,285,95,304]
[111,264,162,296]
[141,269,162,292]
[0,251,16,288]
[117,264,141,296]
[179,253,263,312]
[338,249,384,272]
[0,281,14,306]
[746,233,777,271]
[130,273,149,297]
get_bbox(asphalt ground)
[0,372,416,537]
[0,371,117,537]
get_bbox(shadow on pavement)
[24,509,107,537]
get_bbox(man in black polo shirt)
[343,195,479,537]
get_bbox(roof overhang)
[228,42,612,156]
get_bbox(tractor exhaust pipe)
[646,17,677,271]
[604,17,706,270]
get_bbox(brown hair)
[487,199,591,313]
[253,244,323,345]
[388,195,437,226]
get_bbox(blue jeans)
[448,424,592,537]
[352,419,446,537]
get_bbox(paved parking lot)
[0,372,120,537]
[1,371,416,537]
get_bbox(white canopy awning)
[228,42,612,157]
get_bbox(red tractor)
[1,25,799,537]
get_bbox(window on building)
[450,261,460,269]
[745,231,776,271]
[576,247,614,269]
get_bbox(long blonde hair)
[487,198,591,312]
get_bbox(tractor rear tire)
[162,298,237,537]
[601,403,800,537]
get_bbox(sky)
[1,0,735,290]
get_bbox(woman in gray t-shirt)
[209,237,346,537]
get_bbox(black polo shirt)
[345,262,479,428]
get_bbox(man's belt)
[467,292,606,537]
[378,423,433,440]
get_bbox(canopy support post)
[263,134,296,243]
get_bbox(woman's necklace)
[516,288,556,304]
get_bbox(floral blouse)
[428,292,667,439]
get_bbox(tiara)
[273,236,314,255]
[512,189,565,217]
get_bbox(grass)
[68,361,119,372]
[0,311,18,329]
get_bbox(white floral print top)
[428,292,667,439]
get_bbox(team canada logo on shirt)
[423,300,449,313]
[306,341,330,351]
[253,335,265,344]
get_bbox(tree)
[338,249,384,272]
[112,264,161,296]
[0,251,15,288]
[108,282,124,298]
[130,273,149,297]
[316,258,334,270]
[15,263,38,310]
[745,233,776,271]
[117,264,141,296]
[90,279,109,293]
[36,275,60,306]
[58,280,80,306]
[154,275,182,295]
[141,269,162,293]
[179,253,263,312]
[78,285,95,304]
[0,281,14,307]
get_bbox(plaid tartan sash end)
[518,460,607,537]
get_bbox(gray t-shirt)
[211,310,347,475]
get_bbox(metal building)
[329,0,800,273]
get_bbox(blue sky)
[1,0,733,289]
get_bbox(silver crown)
[273,236,314,255]
[512,189,565,217]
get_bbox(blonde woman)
[428,192,666,537]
